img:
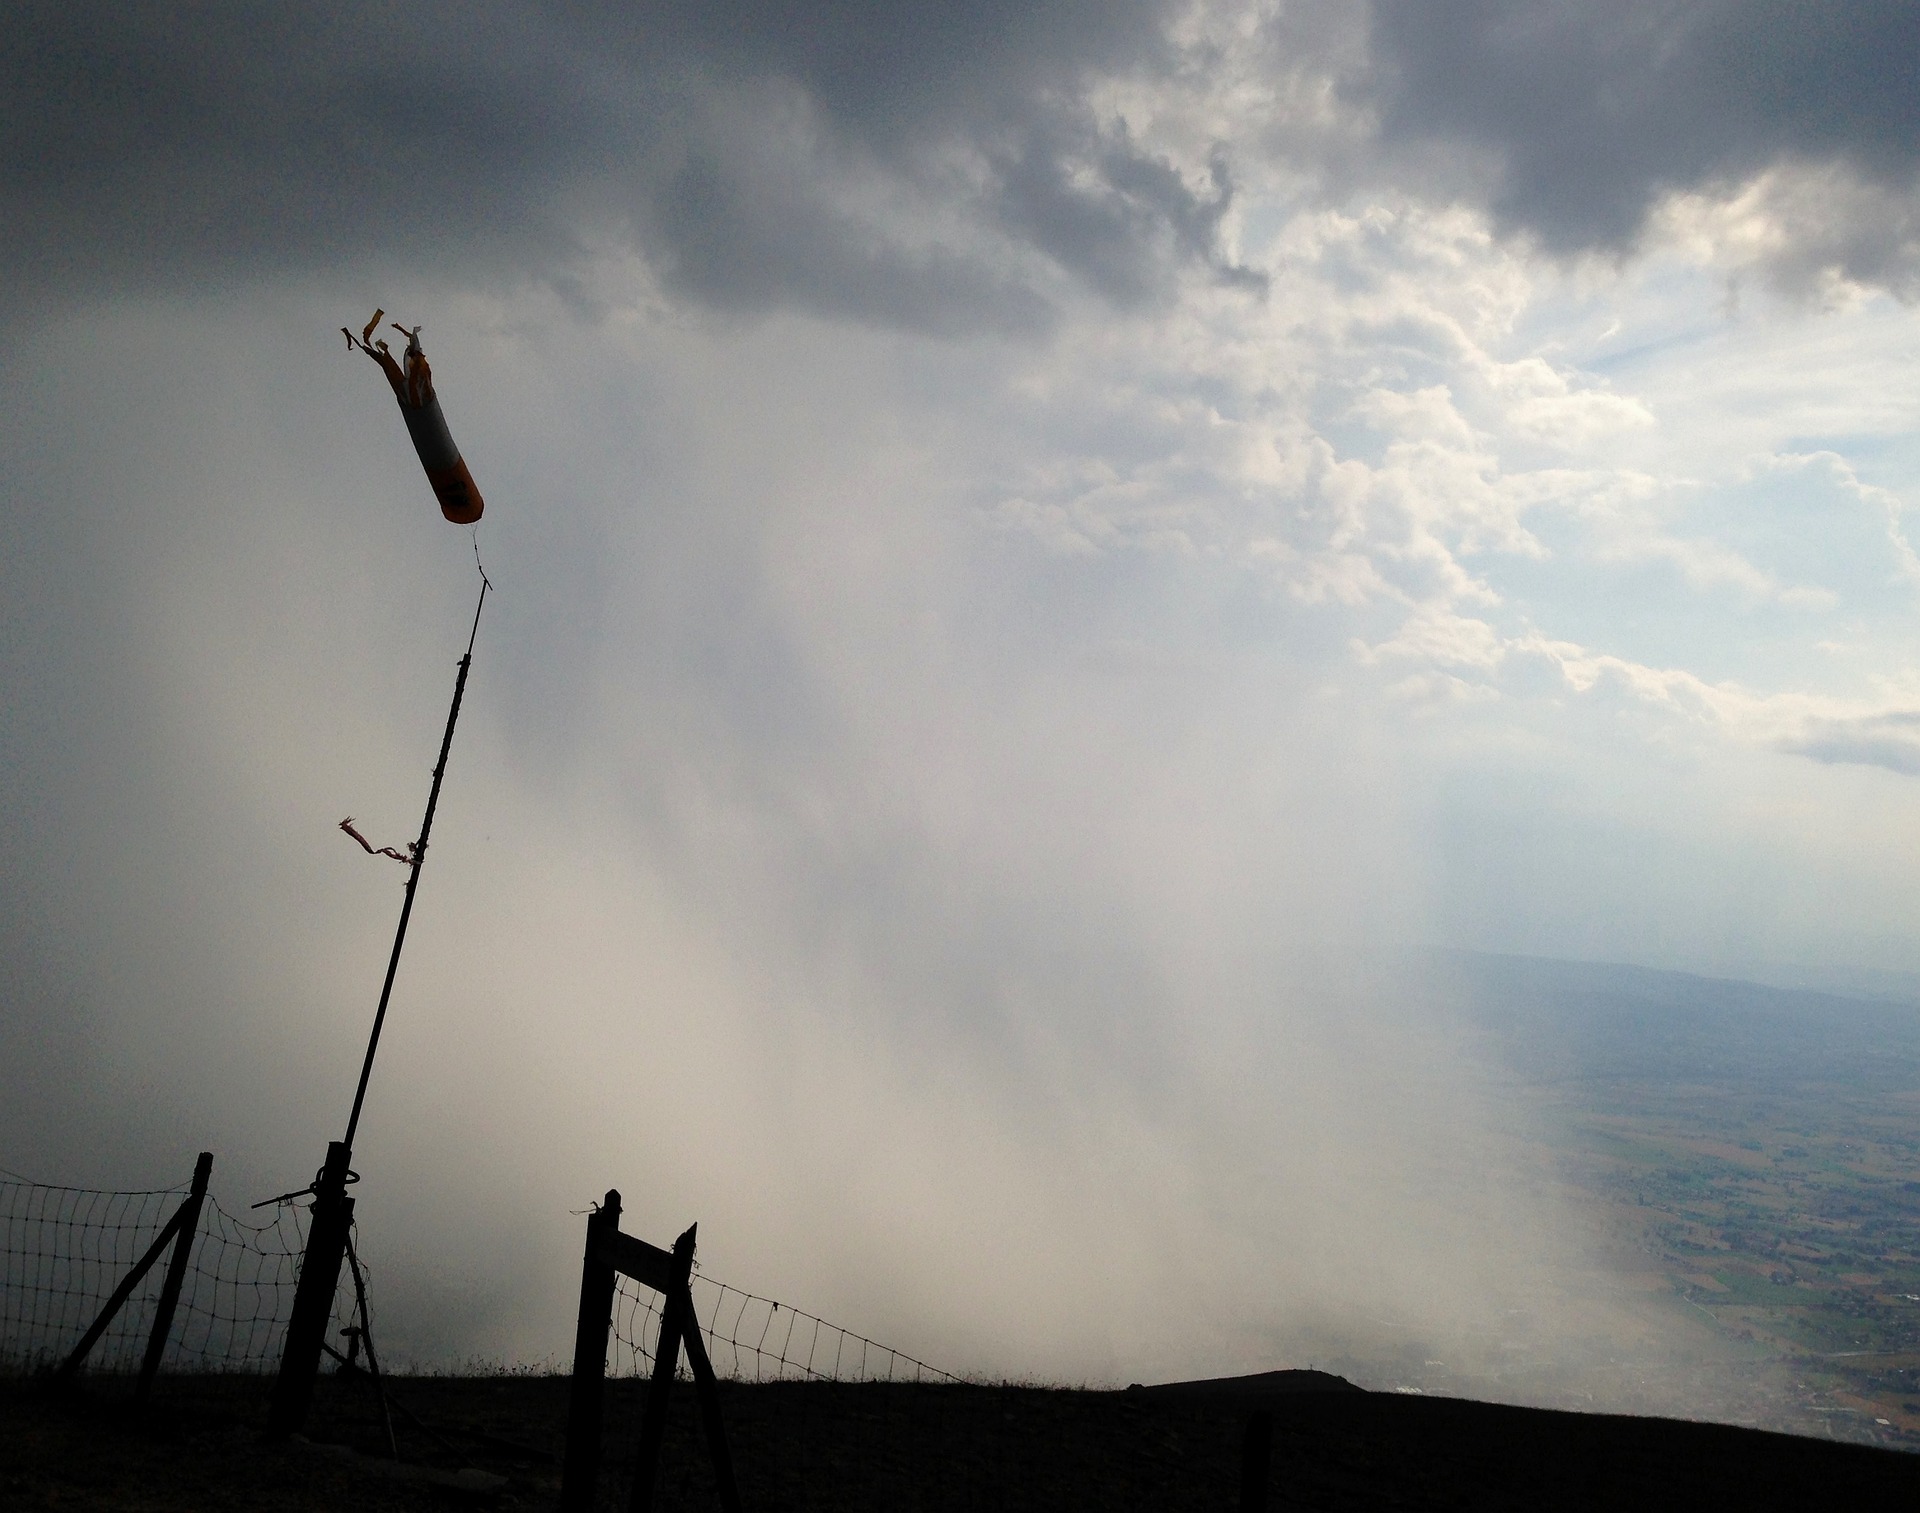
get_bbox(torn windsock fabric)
[344,311,485,524]
[339,817,415,867]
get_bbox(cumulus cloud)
[1361,605,1920,783]
[1653,162,1920,303]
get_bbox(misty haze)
[5,2,1920,1507]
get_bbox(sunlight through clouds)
[6,0,1920,1403]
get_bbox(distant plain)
[1334,953,1920,1448]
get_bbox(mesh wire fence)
[600,1261,1239,1512]
[605,1267,1027,1510]
[0,1171,185,1374]
[611,1271,958,1387]
[0,1167,359,1379]
[597,1263,1246,1513]
[7,1170,1243,1505]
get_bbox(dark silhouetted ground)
[5,1367,1918,1510]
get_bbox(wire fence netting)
[5,1169,1242,1507]
[0,1169,358,1379]
[598,1267,1236,1512]
[605,1267,1007,1509]
[611,1272,959,1388]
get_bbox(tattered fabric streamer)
[339,818,415,867]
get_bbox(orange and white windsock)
[343,310,485,525]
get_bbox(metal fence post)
[561,1189,623,1512]
[135,1151,211,1401]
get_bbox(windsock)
[343,310,484,524]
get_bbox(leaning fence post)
[560,1189,623,1513]
[136,1151,212,1401]
[268,1140,356,1437]
[629,1223,698,1513]
[679,1299,742,1513]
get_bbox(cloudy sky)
[5,2,1920,1387]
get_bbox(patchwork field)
[1438,952,1920,1448]
[1544,1077,1920,1443]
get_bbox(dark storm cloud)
[14,2,1920,320]
[0,5,597,284]
[1368,1,1920,259]
[0,0,1257,329]
[601,0,1166,133]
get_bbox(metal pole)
[343,575,488,1152]
[343,1231,397,1458]
[271,575,488,1437]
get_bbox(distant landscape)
[1359,953,1920,1449]
[8,950,1920,1508]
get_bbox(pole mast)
[345,574,488,1150]
[271,572,489,1435]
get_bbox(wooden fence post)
[135,1151,212,1401]
[629,1224,697,1513]
[557,1198,737,1512]
[679,1300,742,1513]
[560,1190,623,1513]
[268,1140,356,1437]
